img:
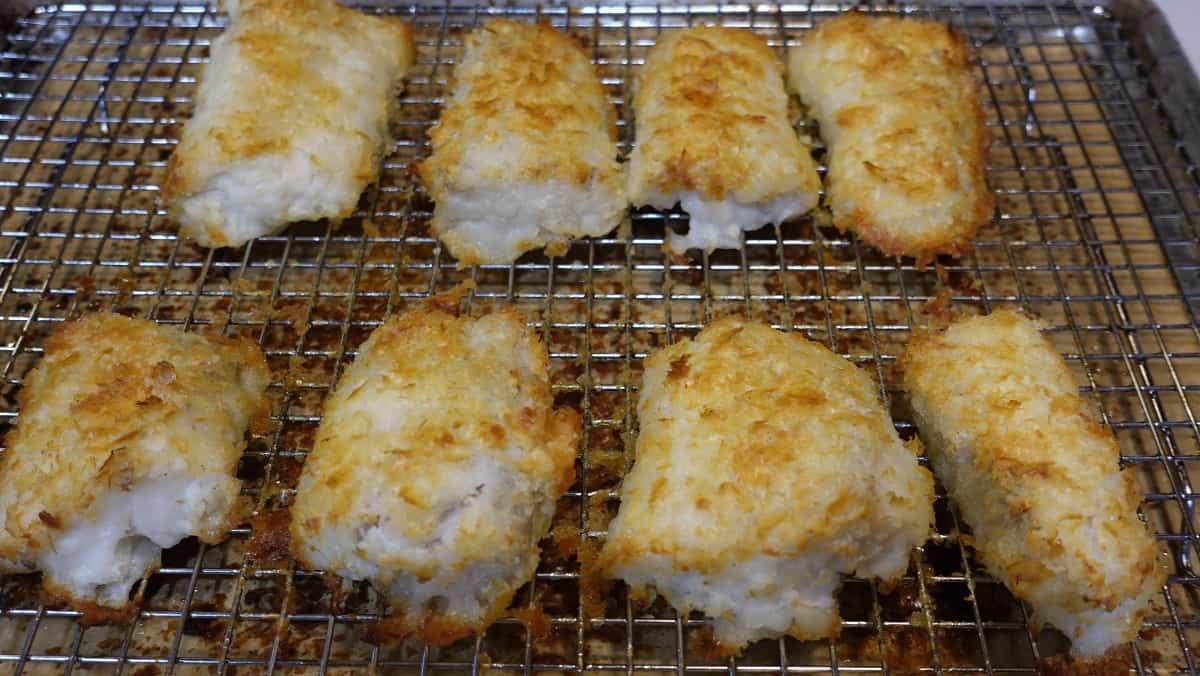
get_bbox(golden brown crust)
[418,20,618,190]
[370,591,515,646]
[788,12,992,264]
[600,317,929,572]
[289,307,577,544]
[290,304,578,646]
[164,0,416,246]
[900,309,1165,654]
[627,26,820,204]
[416,19,625,266]
[598,317,932,648]
[392,19,417,77]
[165,0,412,199]
[0,314,270,569]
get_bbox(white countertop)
[1156,0,1200,76]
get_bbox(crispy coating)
[788,12,992,264]
[163,0,415,248]
[900,310,1164,657]
[0,314,270,614]
[290,304,579,645]
[417,20,626,265]
[599,317,933,651]
[626,27,820,250]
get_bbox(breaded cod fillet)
[598,318,933,652]
[626,27,820,253]
[0,314,269,621]
[417,20,625,266]
[163,0,415,248]
[787,13,992,264]
[289,304,579,645]
[900,310,1164,658]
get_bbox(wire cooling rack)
[2,0,1200,673]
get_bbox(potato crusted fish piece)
[788,12,992,264]
[900,310,1164,657]
[626,26,820,253]
[0,314,269,621]
[598,317,933,652]
[417,20,626,266]
[163,0,415,248]
[290,304,579,645]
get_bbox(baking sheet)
[0,1,1199,673]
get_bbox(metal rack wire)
[1,0,1199,673]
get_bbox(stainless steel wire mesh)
[1,0,1199,673]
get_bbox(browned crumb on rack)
[858,219,977,271]
[544,239,571,258]
[578,535,608,620]
[202,298,233,336]
[181,597,231,644]
[232,276,261,296]
[272,455,305,490]
[588,448,626,489]
[841,623,982,672]
[367,616,410,646]
[43,581,138,626]
[319,570,359,613]
[271,298,311,331]
[688,625,741,659]
[508,602,555,642]
[370,603,506,647]
[422,281,476,316]
[1038,647,1132,676]
[284,355,309,391]
[919,287,958,326]
[228,494,257,532]
[248,402,275,438]
[882,627,935,670]
[545,498,581,562]
[1135,642,1162,670]
[577,495,616,620]
[246,508,292,568]
[934,262,950,284]
[835,629,882,664]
